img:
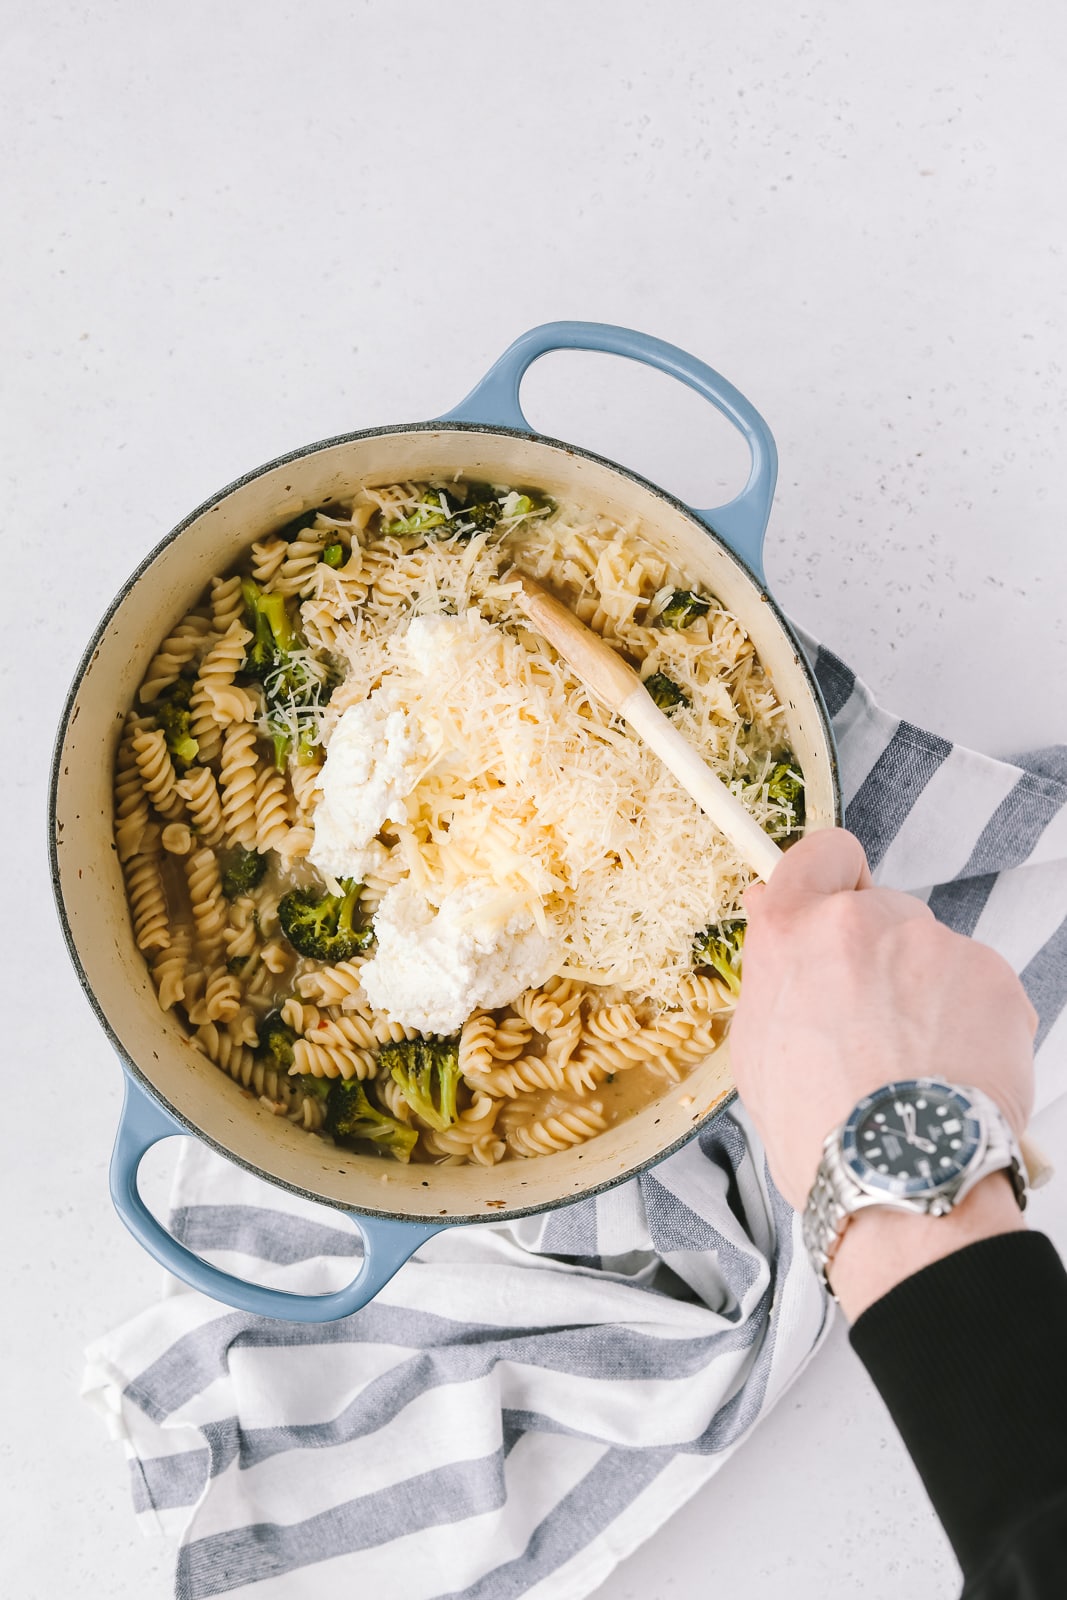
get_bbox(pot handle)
[110,1069,445,1322]
[438,320,778,581]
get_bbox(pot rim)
[49,417,843,1223]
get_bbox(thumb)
[763,828,873,904]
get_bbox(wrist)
[827,1170,1027,1322]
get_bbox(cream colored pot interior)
[54,428,838,1222]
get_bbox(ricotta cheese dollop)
[307,690,423,883]
[360,879,559,1035]
[308,614,562,1031]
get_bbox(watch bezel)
[840,1077,984,1200]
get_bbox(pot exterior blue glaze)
[111,1073,445,1321]
[51,323,841,1321]
[441,321,778,582]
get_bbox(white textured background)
[4,2,1067,1596]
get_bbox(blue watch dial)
[842,1080,982,1196]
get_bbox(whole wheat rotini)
[116,477,797,1170]
[210,574,245,634]
[254,765,292,853]
[114,713,152,863]
[174,766,225,846]
[132,728,184,821]
[150,918,192,1009]
[219,722,259,848]
[191,623,253,763]
[465,1054,565,1099]
[138,613,212,704]
[293,1037,376,1082]
[124,849,170,954]
[507,1103,608,1158]
[273,526,328,597]
[185,847,227,959]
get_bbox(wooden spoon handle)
[512,571,784,881]
[621,689,784,882]
[511,572,641,706]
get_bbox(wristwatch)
[802,1077,1027,1293]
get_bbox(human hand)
[729,829,1037,1215]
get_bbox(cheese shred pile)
[305,504,793,1004]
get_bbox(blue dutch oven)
[49,322,842,1320]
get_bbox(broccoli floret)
[434,483,518,540]
[240,577,335,767]
[766,757,805,832]
[277,881,373,962]
[324,1078,418,1162]
[728,753,805,842]
[499,489,554,521]
[643,672,691,714]
[444,482,512,539]
[150,676,199,770]
[659,589,714,629]
[321,540,345,568]
[380,1034,460,1132]
[155,698,199,770]
[295,1074,331,1101]
[459,499,502,533]
[447,490,503,539]
[241,579,297,678]
[382,487,461,537]
[221,846,268,901]
[381,483,552,540]
[259,1010,297,1072]
[264,654,336,769]
[692,919,746,995]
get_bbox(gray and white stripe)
[83,636,1067,1600]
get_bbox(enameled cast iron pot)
[50,322,843,1321]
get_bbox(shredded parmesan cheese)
[309,516,789,1006]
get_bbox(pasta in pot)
[114,482,804,1166]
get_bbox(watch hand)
[883,1122,923,1144]
[875,1124,939,1156]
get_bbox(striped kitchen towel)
[82,635,1067,1600]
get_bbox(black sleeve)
[849,1231,1067,1598]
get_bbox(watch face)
[842,1080,982,1197]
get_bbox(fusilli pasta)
[124,848,170,954]
[118,476,790,1173]
[219,722,259,848]
[506,1103,608,1158]
[293,1037,376,1081]
[138,613,212,703]
[174,765,225,846]
[132,728,184,820]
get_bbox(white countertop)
[5,3,1067,1595]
